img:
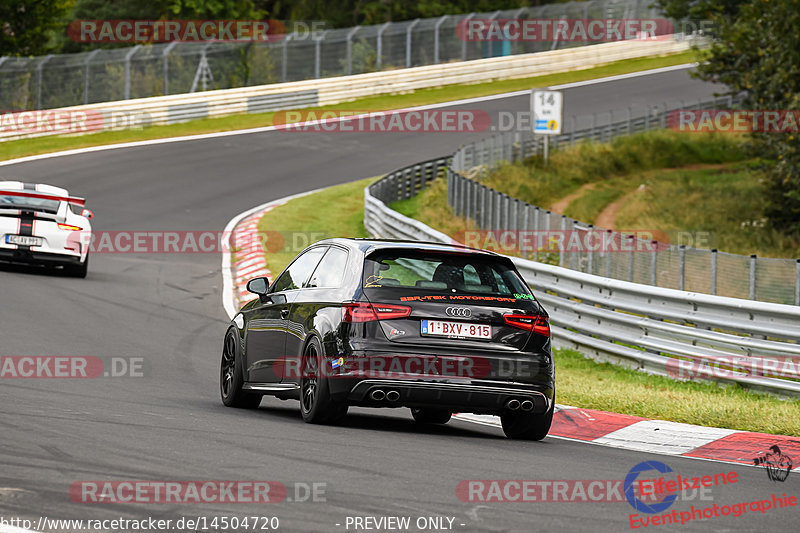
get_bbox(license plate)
[6,235,43,246]
[421,320,491,340]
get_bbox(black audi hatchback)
[221,238,555,440]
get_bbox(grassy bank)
[396,130,800,258]
[0,51,696,162]
[257,177,800,436]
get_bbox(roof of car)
[316,237,500,257]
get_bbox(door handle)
[280,308,290,319]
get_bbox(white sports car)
[0,181,93,278]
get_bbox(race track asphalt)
[3,66,791,532]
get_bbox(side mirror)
[246,277,269,296]
[81,209,94,219]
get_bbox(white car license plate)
[421,320,491,340]
[6,235,43,246]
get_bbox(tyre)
[411,408,452,425]
[300,337,348,425]
[220,328,261,408]
[501,402,554,440]
[63,255,88,278]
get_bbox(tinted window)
[307,247,348,288]
[363,250,531,297]
[271,247,327,292]
[0,194,59,213]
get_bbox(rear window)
[363,250,532,298]
[0,194,60,214]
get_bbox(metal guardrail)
[446,96,800,306]
[0,0,664,111]
[364,160,800,397]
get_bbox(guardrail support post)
[434,15,449,64]
[679,244,686,291]
[650,241,658,286]
[749,254,757,300]
[406,19,421,68]
[710,249,718,295]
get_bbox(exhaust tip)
[370,389,386,401]
[385,390,400,402]
[520,400,534,412]
[506,399,521,410]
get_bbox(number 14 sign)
[531,90,563,135]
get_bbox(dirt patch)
[595,184,645,230]
[549,183,595,214]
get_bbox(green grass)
[257,176,800,436]
[557,348,800,436]
[483,129,749,210]
[0,50,697,163]
[255,176,375,276]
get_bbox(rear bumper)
[335,377,553,415]
[0,247,82,267]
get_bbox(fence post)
[679,244,686,291]
[749,254,757,300]
[479,186,487,228]
[376,22,390,70]
[627,106,632,134]
[161,42,177,96]
[346,26,361,75]
[123,45,141,100]
[570,116,576,147]
[406,19,421,68]
[605,232,613,278]
[36,55,53,109]
[84,49,100,104]
[281,34,293,82]
[650,241,658,286]
[710,249,718,295]
[434,15,449,64]
[314,30,328,78]
[627,235,635,282]
[586,225,594,274]
[796,259,800,306]
[559,216,567,267]
[461,14,475,60]
[522,204,530,259]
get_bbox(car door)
[244,246,328,383]
[283,245,351,377]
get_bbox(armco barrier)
[364,165,800,397]
[0,37,691,142]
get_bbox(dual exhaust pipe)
[505,398,534,412]
[370,389,400,402]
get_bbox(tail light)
[342,303,411,323]
[58,223,83,231]
[504,314,550,337]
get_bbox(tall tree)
[659,0,800,234]
[0,0,75,56]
